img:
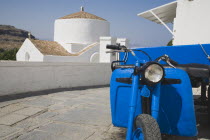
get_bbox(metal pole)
[126,61,141,140]
[149,10,174,36]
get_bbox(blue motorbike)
[107,44,199,140]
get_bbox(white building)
[138,0,210,46]
[16,7,126,62]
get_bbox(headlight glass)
[144,64,164,83]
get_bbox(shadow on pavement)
[0,85,109,102]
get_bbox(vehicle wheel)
[134,114,161,140]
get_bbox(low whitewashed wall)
[0,62,111,96]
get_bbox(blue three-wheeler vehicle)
[107,44,210,140]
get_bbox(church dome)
[59,11,106,21]
[54,7,110,44]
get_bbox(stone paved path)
[0,87,209,140]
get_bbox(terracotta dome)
[59,10,106,21]
[54,7,110,44]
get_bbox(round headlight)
[143,62,164,84]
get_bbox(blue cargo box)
[121,44,210,65]
[110,68,197,136]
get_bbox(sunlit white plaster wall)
[173,0,210,45]
[54,19,110,44]
[16,39,44,61]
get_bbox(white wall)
[71,43,88,53]
[17,40,100,63]
[0,62,111,96]
[173,0,210,45]
[16,39,44,61]
[90,52,99,63]
[58,42,72,53]
[99,37,117,63]
[59,43,88,54]
[116,38,129,61]
[117,38,130,48]
[54,19,110,44]
[99,37,129,63]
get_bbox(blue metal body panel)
[110,68,197,136]
[121,44,210,65]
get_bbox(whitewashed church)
[16,7,127,63]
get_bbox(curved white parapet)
[90,52,99,63]
[54,19,110,44]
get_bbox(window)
[25,52,30,61]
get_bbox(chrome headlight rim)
[141,62,165,85]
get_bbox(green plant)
[0,48,19,60]
[167,40,173,46]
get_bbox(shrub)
[167,40,173,46]
[0,48,19,60]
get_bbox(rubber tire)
[135,114,161,140]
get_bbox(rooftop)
[59,10,106,21]
[138,1,177,24]
[30,39,99,56]
[30,39,72,56]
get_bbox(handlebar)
[106,44,178,69]
[106,44,126,50]
[114,65,135,69]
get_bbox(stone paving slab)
[14,107,45,116]
[0,104,26,116]
[22,97,61,107]
[16,130,71,140]
[37,122,96,140]
[0,114,28,126]
[52,107,111,127]
[14,117,51,132]
[36,111,58,119]
[0,98,27,108]
[0,125,22,138]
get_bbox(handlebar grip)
[106,45,121,50]
[114,65,135,69]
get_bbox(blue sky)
[0,0,175,47]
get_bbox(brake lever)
[157,54,176,68]
[166,59,176,68]
[106,50,125,53]
[164,55,176,68]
